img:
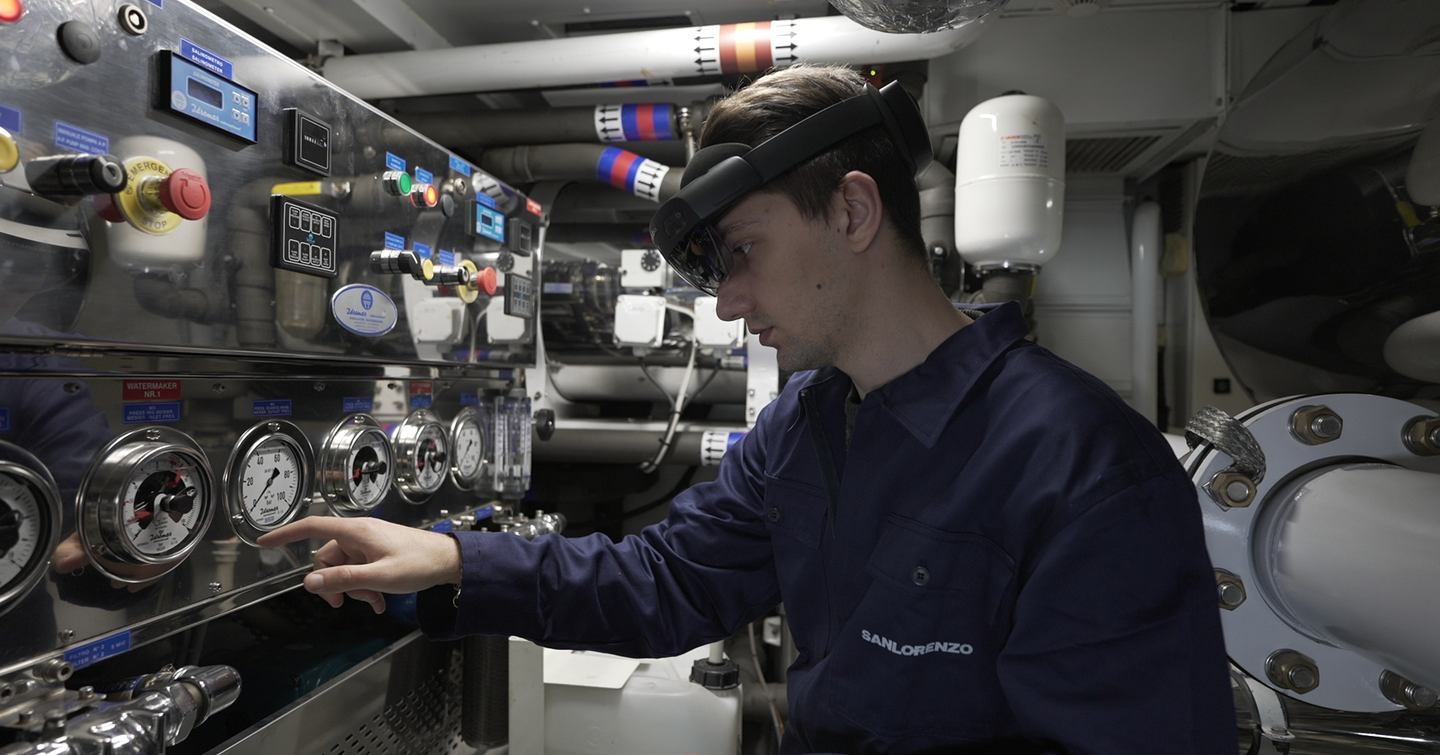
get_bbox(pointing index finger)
[256,516,361,549]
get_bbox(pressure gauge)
[0,442,61,618]
[223,420,315,546]
[448,406,489,491]
[391,409,449,502]
[319,414,393,515]
[77,427,216,584]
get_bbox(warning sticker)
[999,134,1048,170]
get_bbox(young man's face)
[712,189,851,372]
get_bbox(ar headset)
[649,80,933,295]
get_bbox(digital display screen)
[187,77,223,108]
[474,203,506,242]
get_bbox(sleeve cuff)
[417,530,548,641]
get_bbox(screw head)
[1288,665,1317,690]
[1290,405,1342,445]
[1207,471,1256,508]
[1309,414,1342,440]
[1411,684,1439,709]
[1218,581,1246,609]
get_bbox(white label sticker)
[330,284,398,337]
[999,133,1048,169]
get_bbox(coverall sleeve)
[417,415,781,658]
[996,469,1236,754]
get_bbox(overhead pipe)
[480,144,681,203]
[404,103,685,148]
[323,15,988,99]
[1130,201,1161,425]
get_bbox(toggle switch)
[27,153,127,197]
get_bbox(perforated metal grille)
[320,649,473,755]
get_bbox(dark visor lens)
[660,222,732,296]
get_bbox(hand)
[52,533,168,591]
[257,516,462,614]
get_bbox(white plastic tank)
[543,645,740,755]
[953,93,1066,270]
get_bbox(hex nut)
[1206,471,1256,508]
[1290,405,1343,445]
[1381,670,1439,710]
[1267,649,1320,694]
[1216,570,1246,610]
[1403,416,1440,457]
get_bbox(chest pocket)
[762,475,829,547]
[827,516,1017,739]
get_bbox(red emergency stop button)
[159,168,211,220]
[0,0,23,24]
[475,266,497,296]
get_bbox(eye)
[730,241,752,258]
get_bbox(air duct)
[323,16,988,99]
[830,0,1006,34]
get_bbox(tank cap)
[689,657,740,690]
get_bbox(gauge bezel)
[391,409,449,503]
[447,406,490,491]
[222,420,315,546]
[76,426,216,584]
[0,442,63,619]
[318,413,393,516]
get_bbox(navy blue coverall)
[419,302,1237,753]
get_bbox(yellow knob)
[0,127,18,174]
[419,258,435,282]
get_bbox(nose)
[714,275,752,322]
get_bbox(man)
[261,65,1235,753]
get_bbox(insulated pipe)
[1258,463,1440,690]
[534,419,748,464]
[480,144,681,203]
[403,104,681,148]
[1130,202,1161,425]
[323,16,986,99]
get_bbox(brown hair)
[699,65,927,261]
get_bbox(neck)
[834,257,970,398]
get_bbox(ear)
[834,171,883,253]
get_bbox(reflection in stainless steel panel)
[1193,0,1440,402]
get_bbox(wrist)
[438,532,463,586]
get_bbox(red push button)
[475,266,497,296]
[159,168,211,220]
[0,0,22,24]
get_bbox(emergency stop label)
[998,134,1049,170]
[124,380,181,401]
[330,283,397,337]
[64,631,132,670]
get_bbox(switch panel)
[271,195,338,278]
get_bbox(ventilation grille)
[1066,135,1163,174]
[320,649,471,755]
[1201,136,1414,196]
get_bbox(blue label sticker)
[414,167,434,185]
[438,249,456,266]
[123,402,182,424]
[179,38,234,80]
[727,431,746,450]
[331,284,398,337]
[459,393,479,406]
[413,242,432,260]
[343,396,374,414]
[252,399,293,417]
[0,408,9,433]
[383,232,405,251]
[475,193,496,209]
[449,155,472,176]
[409,394,433,410]
[64,631,132,670]
[54,121,108,154]
[385,151,406,172]
[0,105,20,135]
[146,0,163,7]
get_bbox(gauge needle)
[255,467,280,501]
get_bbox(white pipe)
[1130,202,1161,425]
[322,16,986,99]
[1259,463,1440,690]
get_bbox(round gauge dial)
[319,414,393,516]
[0,450,61,617]
[391,410,449,503]
[448,406,488,490]
[223,421,315,545]
[77,427,216,583]
[121,450,205,557]
[347,431,392,508]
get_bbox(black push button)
[57,20,101,64]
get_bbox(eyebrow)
[717,218,758,239]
